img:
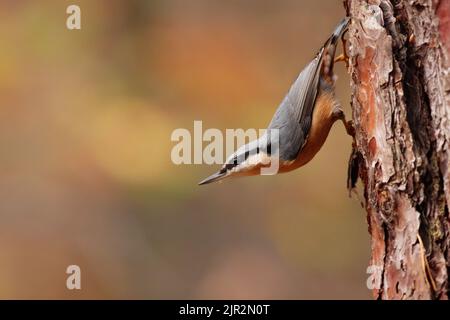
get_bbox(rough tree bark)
[344,0,450,299]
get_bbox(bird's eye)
[266,143,272,155]
[221,149,255,173]
[221,158,238,173]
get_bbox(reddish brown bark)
[344,0,450,299]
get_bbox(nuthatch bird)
[199,18,354,185]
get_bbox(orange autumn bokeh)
[0,0,369,299]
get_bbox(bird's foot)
[334,53,347,63]
[343,119,355,138]
[334,29,350,69]
[333,108,355,138]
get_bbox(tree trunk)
[344,0,450,299]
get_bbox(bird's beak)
[198,171,228,185]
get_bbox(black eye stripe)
[221,146,268,173]
[221,158,238,173]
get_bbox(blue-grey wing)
[267,50,323,161]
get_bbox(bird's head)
[198,138,274,185]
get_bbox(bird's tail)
[321,17,350,82]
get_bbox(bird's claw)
[344,119,355,138]
[334,29,350,69]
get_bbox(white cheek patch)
[231,152,271,173]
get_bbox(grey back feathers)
[266,18,349,161]
[267,53,323,161]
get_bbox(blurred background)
[0,0,370,299]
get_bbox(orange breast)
[279,91,338,173]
